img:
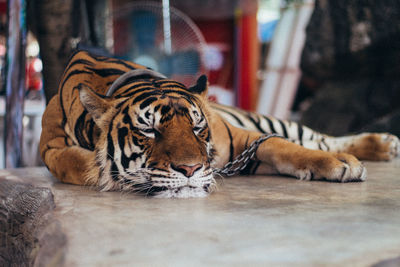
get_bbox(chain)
[213,133,285,176]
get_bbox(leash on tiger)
[213,133,285,176]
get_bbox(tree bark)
[299,0,400,136]
[29,0,75,103]
[28,0,109,103]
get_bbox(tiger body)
[39,51,400,198]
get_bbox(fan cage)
[111,1,208,86]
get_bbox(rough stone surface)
[299,0,400,136]
[1,159,400,266]
[0,173,66,266]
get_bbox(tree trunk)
[28,0,109,103]
[28,0,75,103]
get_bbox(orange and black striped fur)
[39,50,400,198]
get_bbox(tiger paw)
[346,133,400,161]
[293,152,367,182]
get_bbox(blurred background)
[1,0,400,168]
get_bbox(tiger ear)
[78,84,114,129]
[188,75,208,99]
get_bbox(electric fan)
[112,1,208,86]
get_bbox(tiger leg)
[253,136,366,182]
[213,119,366,182]
[214,105,399,162]
[301,133,400,161]
[39,96,97,186]
[258,119,400,161]
[261,119,400,161]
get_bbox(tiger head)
[79,73,216,198]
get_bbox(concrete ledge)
[1,160,400,266]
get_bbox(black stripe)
[137,116,148,126]
[70,97,77,110]
[107,122,115,161]
[85,67,125,77]
[177,106,189,116]
[119,81,153,92]
[118,127,130,169]
[321,137,330,151]
[65,58,94,72]
[155,80,186,89]
[59,69,93,127]
[62,50,91,72]
[145,110,151,119]
[244,135,250,149]
[64,136,69,146]
[116,98,129,110]
[159,89,196,101]
[213,106,244,127]
[131,135,145,150]
[263,116,277,134]
[222,121,234,162]
[116,86,155,98]
[297,123,304,146]
[118,127,143,170]
[107,59,137,70]
[87,119,95,149]
[110,162,119,181]
[154,104,161,112]
[118,127,128,150]
[204,129,211,142]
[247,115,267,133]
[132,91,162,106]
[161,105,171,116]
[151,91,196,106]
[139,97,158,109]
[251,161,261,174]
[278,120,288,138]
[121,110,147,137]
[74,110,94,150]
[160,114,173,124]
[113,79,153,95]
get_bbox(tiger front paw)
[293,152,367,182]
[347,133,400,161]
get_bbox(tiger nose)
[171,163,203,177]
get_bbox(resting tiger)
[39,50,400,198]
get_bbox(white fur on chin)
[154,186,209,198]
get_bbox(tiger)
[39,50,400,198]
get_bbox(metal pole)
[4,0,26,168]
[162,0,172,55]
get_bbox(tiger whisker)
[212,172,225,186]
[145,185,156,197]
[120,181,155,196]
[106,152,116,162]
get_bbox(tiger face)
[80,75,216,198]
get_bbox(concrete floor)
[2,159,400,266]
